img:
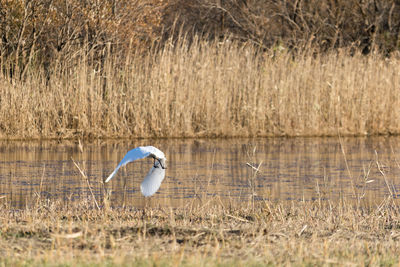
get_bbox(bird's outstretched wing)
[140,161,166,197]
[105,146,165,183]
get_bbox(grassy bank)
[0,197,399,266]
[1,39,400,139]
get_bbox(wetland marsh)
[2,47,400,263]
[1,137,400,266]
[1,137,400,209]
[2,2,400,263]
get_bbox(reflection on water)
[0,137,400,208]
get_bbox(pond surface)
[0,137,400,208]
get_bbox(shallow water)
[0,137,400,208]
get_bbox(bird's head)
[153,157,167,169]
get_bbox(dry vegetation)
[0,197,399,266]
[0,40,400,139]
[0,0,400,139]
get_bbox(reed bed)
[0,39,400,139]
[0,197,399,266]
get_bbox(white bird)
[105,146,167,197]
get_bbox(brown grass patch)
[0,197,399,265]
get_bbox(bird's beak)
[159,158,167,169]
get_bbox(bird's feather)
[105,146,165,191]
[105,146,165,183]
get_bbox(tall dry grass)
[0,39,400,139]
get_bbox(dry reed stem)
[71,157,100,210]
[0,40,400,139]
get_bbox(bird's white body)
[105,146,167,197]
[140,161,166,197]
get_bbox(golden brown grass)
[0,196,400,266]
[0,39,400,139]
